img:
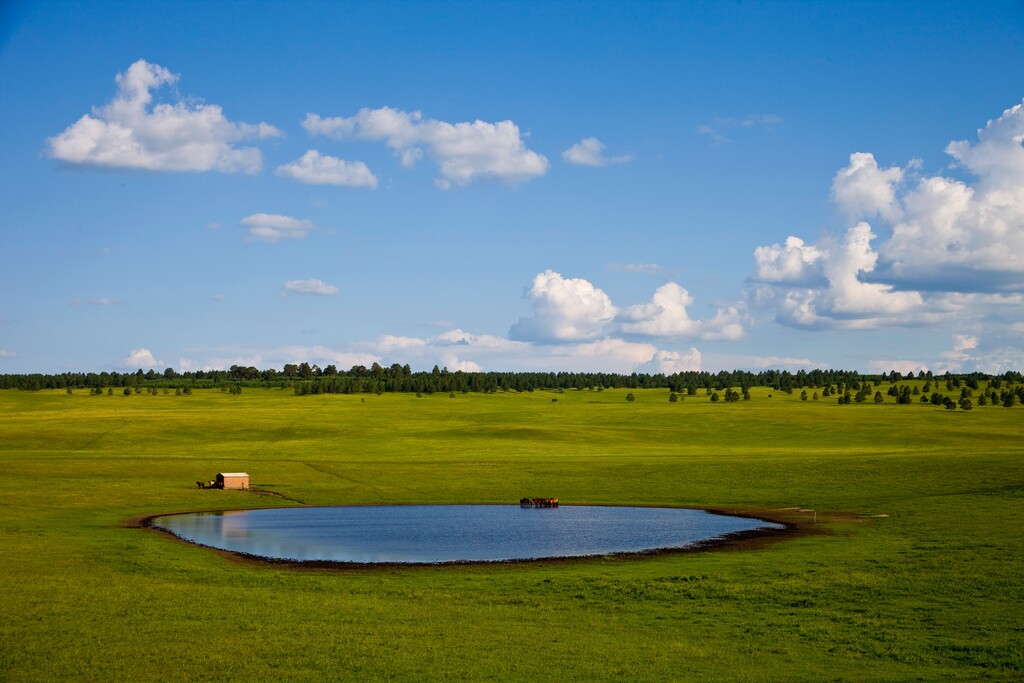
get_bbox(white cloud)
[562,137,632,167]
[753,236,824,285]
[303,107,548,188]
[241,213,313,242]
[870,100,1023,291]
[440,355,483,373]
[509,271,745,343]
[376,335,429,351]
[638,348,702,374]
[618,282,695,336]
[282,279,338,296]
[946,100,1024,185]
[123,348,163,368]
[47,59,280,173]
[0,349,16,359]
[563,339,660,370]
[276,150,377,188]
[509,270,618,342]
[755,224,927,330]
[953,334,979,352]
[822,223,923,317]
[617,282,744,340]
[752,98,1024,331]
[434,328,525,351]
[831,152,904,222]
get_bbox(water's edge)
[138,503,806,569]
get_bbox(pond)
[152,505,782,564]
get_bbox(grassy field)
[1,386,1021,681]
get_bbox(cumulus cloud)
[638,348,702,374]
[753,236,824,285]
[376,335,429,352]
[241,213,313,242]
[946,100,1024,183]
[617,282,744,340]
[752,98,1024,331]
[47,59,280,173]
[433,328,526,351]
[303,107,548,188]
[440,356,483,373]
[276,150,377,188]
[509,270,618,342]
[563,339,660,369]
[831,152,904,222]
[282,279,338,296]
[753,223,927,330]
[953,334,979,352]
[0,349,16,359]
[875,100,1023,291]
[822,223,923,317]
[509,270,745,343]
[123,348,163,368]
[562,137,632,167]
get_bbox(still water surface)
[153,505,781,564]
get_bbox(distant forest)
[2,363,1021,403]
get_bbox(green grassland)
[1,386,1021,681]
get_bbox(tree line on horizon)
[1,363,1020,399]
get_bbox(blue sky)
[1,0,1022,375]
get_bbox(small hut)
[216,472,250,490]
